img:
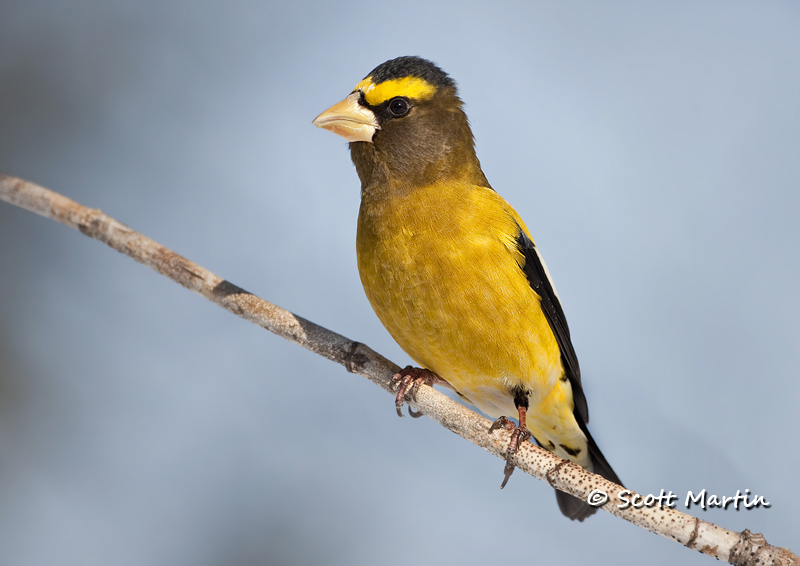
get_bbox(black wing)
[515,228,588,423]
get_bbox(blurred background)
[1,1,798,564]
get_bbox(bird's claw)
[489,416,532,488]
[391,366,438,417]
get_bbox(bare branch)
[1,173,796,566]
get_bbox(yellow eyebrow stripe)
[354,76,437,106]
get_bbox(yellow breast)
[356,181,564,414]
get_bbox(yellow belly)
[356,181,591,466]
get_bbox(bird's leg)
[488,394,532,488]
[391,366,443,418]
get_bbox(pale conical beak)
[312,92,379,143]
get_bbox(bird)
[312,56,621,521]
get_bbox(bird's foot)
[488,416,532,488]
[391,366,441,418]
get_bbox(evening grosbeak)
[313,56,621,521]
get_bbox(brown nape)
[349,87,490,193]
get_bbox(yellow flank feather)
[357,181,590,469]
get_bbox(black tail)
[555,417,622,522]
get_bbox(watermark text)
[586,488,770,511]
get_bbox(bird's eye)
[388,97,410,117]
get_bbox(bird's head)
[313,56,487,191]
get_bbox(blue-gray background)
[1,2,798,564]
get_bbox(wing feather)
[515,229,589,423]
